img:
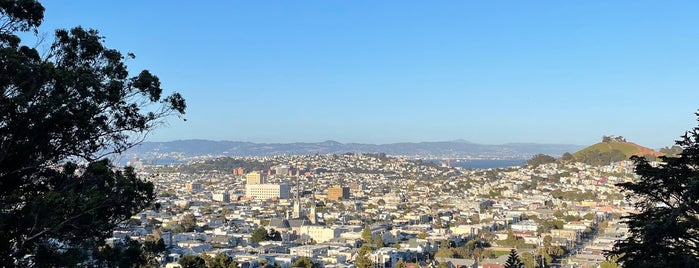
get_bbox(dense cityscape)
[116,150,638,268]
[4,1,699,267]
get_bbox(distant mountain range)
[121,139,584,163]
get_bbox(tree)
[268,228,282,241]
[659,145,683,157]
[94,237,161,268]
[435,243,455,258]
[354,245,373,268]
[520,252,537,268]
[526,154,556,167]
[395,259,407,268]
[0,1,186,266]
[599,259,621,268]
[560,152,574,162]
[607,113,699,267]
[182,213,198,232]
[504,249,523,268]
[293,257,319,268]
[417,231,428,239]
[361,224,373,244]
[374,234,384,248]
[207,253,239,268]
[179,255,206,268]
[251,227,269,244]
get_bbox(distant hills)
[121,139,584,164]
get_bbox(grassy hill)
[574,141,662,159]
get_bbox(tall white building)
[245,183,290,199]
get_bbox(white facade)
[245,183,290,199]
[212,192,230,202]
[300,225,345,243]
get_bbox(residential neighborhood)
[114,153,635,268]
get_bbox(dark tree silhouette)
[179,255,206,268]
[251,227,269,244]
[504,249,523,268]
[607,112,699,267]
[0,1,185,266]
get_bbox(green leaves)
[607,112,699,267]
[0,1,185,266]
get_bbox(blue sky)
[34,1,699,148]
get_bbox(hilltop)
[570,136,662,166]
[574,141,662,159]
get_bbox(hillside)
[574,141,662,158]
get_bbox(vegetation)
[395,259,407,268]
[573,141,662,166]
[354,245,373,268]
[504,249,523,268]
[293,257,318,268]
[526,154,556,167]
[574,149,627,166]
[374,234,384,248]
[361,224,373,244]
[435,243,455,258]
[94,236,166,267]
[538,235,565,266]
[0,0,186,265]
[179,255,206,268]
[205,253,239,268]
[178,157,271,174]
[497,230,533,249]
[520,252,537,268]
[659,145,682,157]
[251,227,270,244]
[607,113,699,266]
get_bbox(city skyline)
[35,1,699,148]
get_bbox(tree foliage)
[268,228,282,241]
[361,224,372,244]
[251,227,269,244]
[293,257,318,268]
[395,259,407,268]
[206,253,239,268]
[526,154,556,167]
[659,145,683,157]
[374,234,384,248]
[504,249,523,268]
[93,236,165,268]
[354,245,373,268]
[520,252,536,268]
[435,243,455,259]
[607,113,699,267]
[0,1,186,265]
[179,255,206,268]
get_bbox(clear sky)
[33,1,699,148]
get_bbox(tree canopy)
[354,245,373,268]
[179,255,206,268]
[206,253,239,268]
[526,154,556,167]
[607,113,699,267]
[0,0,185,266]
[504,249,523,268]
[251,227,270,244]
[361,224,372,244]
